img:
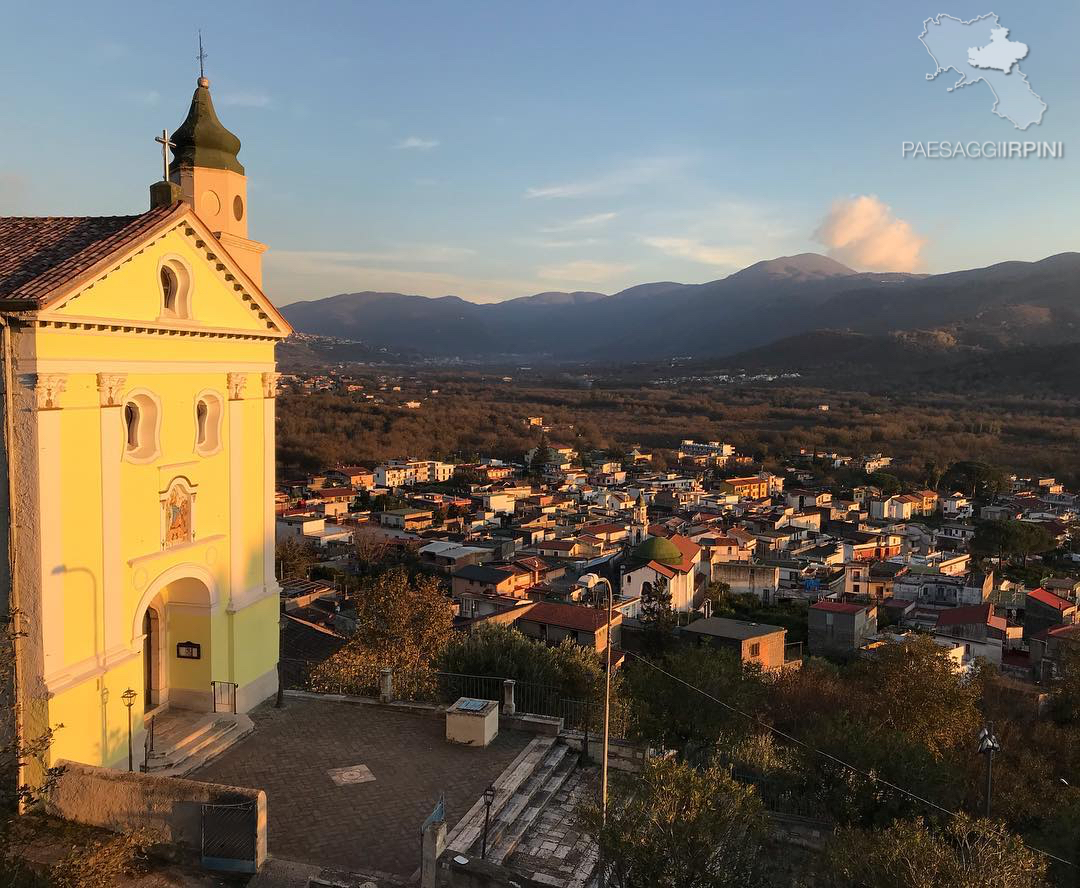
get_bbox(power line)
[622,648,1076,870]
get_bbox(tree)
[275,536,315,581]
[308,567,453,699]
[972,520,1054,567]
[639,579,676,653]
[438,623,606,704]
[353,530,393,576]
[869,471,902,496]
[581,757,768,888]
[529,432,552,477]
[943,461,1007,500]
[819,815,1048,887]
[623,646,763,761]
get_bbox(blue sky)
[2,1,1078,304]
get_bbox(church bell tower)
[153,69,267,286]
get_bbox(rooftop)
[680,616,784,641]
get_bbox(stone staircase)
[445,736,579,866]
[140,708,253,777]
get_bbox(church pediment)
[38,207,289,339]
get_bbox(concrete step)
[490,748,577,865]
[485,743,571,852]
[142,714,253,777]
[445,736,556,854]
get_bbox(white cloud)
[537,260,632,285]
[540,212,617,233]
[396,136,440,150]
[525,156,685,199]
[135,90,161,107]
[218,91,272,108]
[813,195,926,271]
[641,236,759,269]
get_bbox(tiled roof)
[934,602,993,628]
[1028,587,1075,612]
[0,203,186,307]
[515,601,616,633]
[810,600,867,615]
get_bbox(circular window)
[202,190,221,217]
[233,195,244,222]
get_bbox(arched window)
[124,402,140,449]
[193,391,223,456]
[195,400,208,443]
[160,266,177,313]
[121,391,161,463]
[158,257,192,319]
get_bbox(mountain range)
[279,251,1080,365]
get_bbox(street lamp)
[121,688,137,772]
[481,784,496,858]
[977,723,1001,818]
[581,572,615,826]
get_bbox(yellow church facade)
[0,76,290,773]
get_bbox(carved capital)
[33,374,67,411]
[96,373,127,407]
[261,371,280,399]
[227,372,248,401]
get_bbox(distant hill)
[279,251,1080,364]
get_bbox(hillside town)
[277,431,1078,686]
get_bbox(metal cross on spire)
[154,129,175,182]
[197,30,208,79]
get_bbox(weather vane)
[197,30,208,80]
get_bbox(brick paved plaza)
[190,696,533,877]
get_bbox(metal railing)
[141,714,156,772]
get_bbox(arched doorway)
[134,566,217,713]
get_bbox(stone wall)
[46,760,267,866]
[438,851,548,888]
[559,731,649,772]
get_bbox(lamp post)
[481,784,496,858]
[977,723,1000,818]
[121,688,137,772]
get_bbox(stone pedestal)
[445,698,499,747]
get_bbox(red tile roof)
[810,600,867,615]
[0,203,187,307]
[516,601,617,633]
[1028,587,1075,612]
[934,602,994,628]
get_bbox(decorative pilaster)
[33,374,67,410]
[96,373,127,408]
[227,372,248,401]
[99,375,125,654]
[260,371,279,399]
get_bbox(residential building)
[1024,587,1078,643]
[677,617,798,672]
[808,601,878,656]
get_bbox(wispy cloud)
[537,260,632,285]
[640,199,798,271]
[274,245,475,266]
[218,91,272,108]
[813,195,925,271]
[641,236,759,269]
[134,89,161,107]
[396,136,440,150]
[539,212,618,233]
[525,156,685,199]
[267,250,539,304]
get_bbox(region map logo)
[903,12,1061,160]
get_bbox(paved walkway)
[509,764,604,888]
[190,698,531,877]
[509,766,600,888]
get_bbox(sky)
[2,1,1078,305]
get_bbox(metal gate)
[201,800,258,873]
[211,680,237,714]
